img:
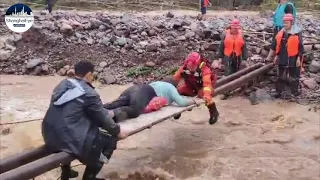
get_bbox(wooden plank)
[118,97,204,131]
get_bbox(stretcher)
[118,97,205,136]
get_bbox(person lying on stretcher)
[103,76,196,122]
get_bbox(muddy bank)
[0,75,319,180]
[0,10,319,81]
[0,9,319,103]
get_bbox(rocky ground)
[0,75,319,180]
[0,9,319,102]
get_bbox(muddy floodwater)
[0,75,319,180]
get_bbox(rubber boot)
[173,113,181,120]
[82,162,104,180]
[290,79,301,97]
[208,103,219,125]
[275,79,285,99]
[61,163,79,180]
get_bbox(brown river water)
[0,75,319,180]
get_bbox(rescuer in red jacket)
[172,52,219,125]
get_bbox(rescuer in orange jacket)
[213,19,248,99]
[266,14,304,98]
[172,52,219,125]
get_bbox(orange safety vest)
[275,30,299,57]
[223,29,244,57]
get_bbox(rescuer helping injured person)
[172,52,219,125]
[213,19,248,100]
[103,77,196,122]
[266,13,304,98]
[42,60,131,180]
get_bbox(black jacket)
[42,78,120,161]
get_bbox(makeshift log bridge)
[0,63,274,180]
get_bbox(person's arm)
[298,33,304,58]
[284,3,294,14]
[201,68,213,104]
[241,38,248,60]
[169,86,195,107]
[85,94,120,137]
[217,34,225,59]
[266,36,277,61]
[173,66,184,82]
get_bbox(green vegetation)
[126,65,179,78]
[126,66,154,78]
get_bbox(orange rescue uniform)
[173,62,215,103]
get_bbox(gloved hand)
[203,96,213,105]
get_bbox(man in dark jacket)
[42,60,130,180]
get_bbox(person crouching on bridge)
[42,60,131,180]
[172,52,219,125]
[267,13,304,98]
[214,19,248,100]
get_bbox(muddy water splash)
[0,75,319,180]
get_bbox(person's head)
[283,13,294,30]
[184,52,201,72]
[74,60,95,83]
[161,76,179,87]
[230,19,241,34]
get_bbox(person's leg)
[198,87,219,125]
[60,163,79,180]
[221,57,233,100]
[103,86,136,110]
[82,162,104,180]
[275,66,287,98]
[201,7,207,20]
[288,66,301,96]
[47,0,53,13]
[81,135,107,180]
[112,85,157,121]
[103,95,129,110]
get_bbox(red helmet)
[283,13,294,21]
[184,52,201,67]
[230,19,241,29]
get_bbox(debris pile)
[0,10,319,98]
